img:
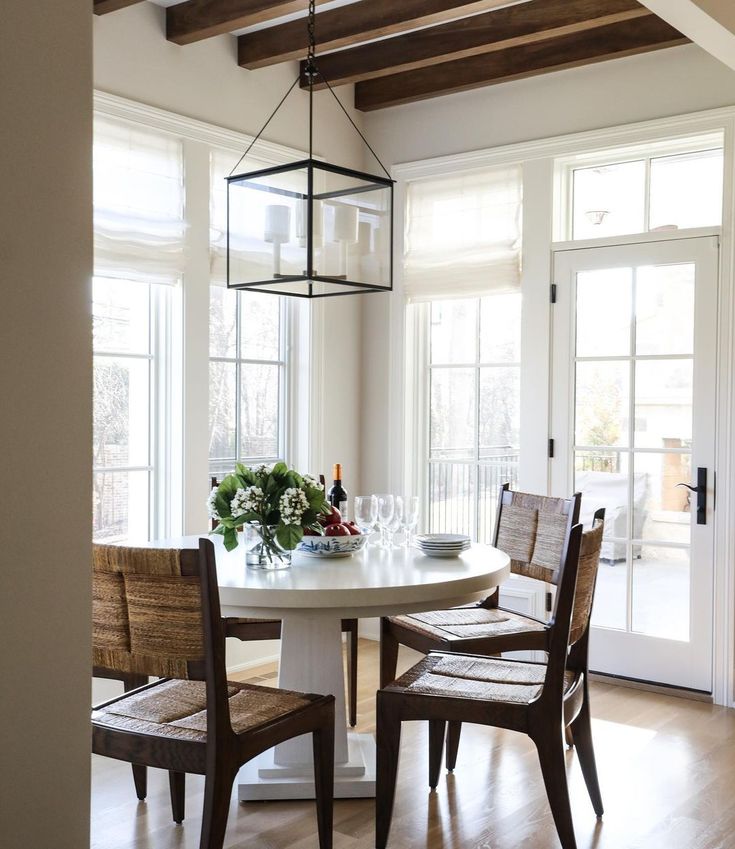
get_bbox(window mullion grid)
[474,298,481,542]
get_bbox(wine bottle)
[328,463,348,518]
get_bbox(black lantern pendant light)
[226,1,394,298]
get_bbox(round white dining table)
[150,534,510,800]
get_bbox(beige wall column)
[0,2,92,846]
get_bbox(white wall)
[0,2,92,846]
[93,1,366,673]
[360,44,735,496]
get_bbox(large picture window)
[427,294,521,541]
[208,288,287,479]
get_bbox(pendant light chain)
[307,0,316,160]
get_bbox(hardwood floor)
[91,639,735,849]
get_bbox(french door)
[551,236,718,692]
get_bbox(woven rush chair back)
[568,509,605,647]
[93,543,210,682]
[493,483,581,585]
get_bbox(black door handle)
[676,467,707,525]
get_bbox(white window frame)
[391,105,735,707]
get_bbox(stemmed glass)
[354,495,378,544]
[375,494,395,550]
[389,496,404,548]
[398,495,420,548]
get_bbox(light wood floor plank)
[91,639,735,849]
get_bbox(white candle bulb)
[264,204,291,244]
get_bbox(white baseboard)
[359,618,380,642]
[227,653,280,676]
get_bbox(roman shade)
[403,164,522,302]
[94,117,185,285]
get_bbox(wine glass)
[354,495,378,542]
[399,495,420,548]
[389,496,404,548]
[375,494,395,549]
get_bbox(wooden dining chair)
[375,520,604,849]
[92,539,335,849]
[211,476,360,727]
[380,485,581,694]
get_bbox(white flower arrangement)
[208,462,330,552]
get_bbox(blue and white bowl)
[296,533,367,558]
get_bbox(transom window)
[563,134,724,241]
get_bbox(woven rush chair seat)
[388,606,546,642]
[380,485,582,694]
[392,652,574,704]
[93,679,318,743]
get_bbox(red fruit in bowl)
[345,523,361,536]
[325,523,351,537]
[303,527,319,536]
[322,506,342,526]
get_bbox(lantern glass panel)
[227,160,392,297]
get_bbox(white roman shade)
[403,164,522,302]
[94,117,185,284]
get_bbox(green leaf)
[307,488,327,510]
[223,527,239,552]
[214,490,231,519]
[319,502,332,516]
[272,461,288,478]
[276,523,303,550]
[210,524,225,536]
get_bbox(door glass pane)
[632,545,690,641]
[575,453,629,630]
[480,293,521,363]
[572,160,646,240]
[208,361,236,459]
[634,359,693,449]
[430,300,477,364]
[240,364,280,459]
[240,292,281,361]
[430,368,476,460]
[649,149,724,231]
[479,367,519,457]
[93,470,150,542]
[576,361,630,448]
[636,264,694,356]
[634,452,692,544]
[209,286,237,358]
[93,357,150,468]
[576,268,632,357]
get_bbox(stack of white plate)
[415,533,471,558]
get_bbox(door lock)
[676,467,707,525]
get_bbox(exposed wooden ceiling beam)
[167,0,328,46]
[354,15,688,111]
[238,0,525,70]
[93,0,145,14]
[302,0,651,89]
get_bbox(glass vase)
[245,524,292,570]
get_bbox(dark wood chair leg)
[570,693,604,817]
[168,771,186,824]
[446,721,462,772]
[376,694,402,849]
[380,618,400,690]
[428,720,446,789]
[122,674,148,801]
[131,764,147,801]
[533,726,578,849]
[198,764,236,849]
[565,724,574,748]
[312,724,335,849]
[346,619,358,727]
